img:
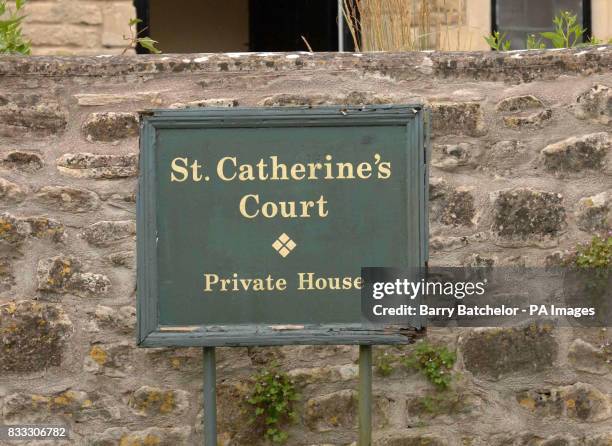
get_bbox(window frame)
[133,0,150,54]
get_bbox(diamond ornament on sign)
[272,233,296,258]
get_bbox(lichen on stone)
[0,300,72,373]
[541,132,610,174]
[37,254,110,297]
[82,112,138,142]
[493,188,565,238]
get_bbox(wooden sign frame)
[137,105,428,348]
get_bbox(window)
[493,0,591,49]
[133,0,352,53]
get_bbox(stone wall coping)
[0,46,611,82]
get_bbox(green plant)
[485,10,612,51]
[401,342,456,390]
[526,34,546,50]
[540,10,585,48]
[562,233,611,328]
[123,18,160,54]
[246,364,299,444]
[572,233,612,269]
[586,36,605,45]
[375,352,396,376]
[484,31,511,51]
[0,0,31,55]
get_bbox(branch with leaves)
[122,18,161,55]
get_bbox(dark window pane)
[505,30,527,50]
[557,0,584,13]
[530,1,555,28]
[498,0,524,25]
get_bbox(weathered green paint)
[137,106,427,347]
[359,344,373,446]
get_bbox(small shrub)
[0,0,31,55]
[562,233,611,323]
[401,342,456,390]
[375,351,396,376]
[526,34,546,50]
[586,36,605,45]
[484,31,511,51]
[246,364,299,444]
[572,233,612,269]
[540,11,585,48]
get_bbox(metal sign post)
[358,345,373,446]
[202,347,217,446]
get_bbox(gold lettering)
[256,159,269,180]
[307,162,323,180]
[170,157,189,182]
[377,162,391,179]
[298,272,314,290]
[217,157,237,181]
[238,163,255,181]
[238,194,328,219]
[324,155,334,179]
[191,160,203,182]
[279,201,297,218]
[356,162,372,179]
[290,163,306,180]
[270,156,288,180]
[355,277,363,289]
[261,201,276,218]
[239,194,259,219]
[203,273,219,291]
[297,273,361,290]
[299,201,315,218]
[316,195,329,217]
[375,154,392,179]
[220,278,231,291]
[336,162,354,179]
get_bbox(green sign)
[137,105,428,347]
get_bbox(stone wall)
[20,0,135,55]
[0,48,611,445]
